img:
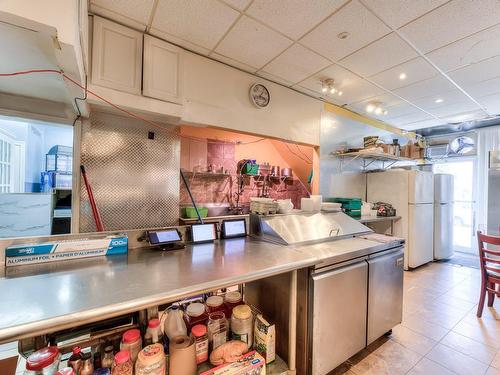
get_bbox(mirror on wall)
[0,115,74,238]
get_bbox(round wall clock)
[249,83,270,108]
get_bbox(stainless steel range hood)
[250,212,372,245]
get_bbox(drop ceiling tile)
[340,32,418,77]
[210,52,257,73]
[291,85,325,100]
[90,1,155,30]
[214,16,292,70]
[441,110,488,124]
[448,54,500,87]
[463,76,500,98]
[151,0,239,50]
[149,28,211,55]
[360,0,448,29]
[426,23,500,72]
[392,75,457,102]
[300,0,390,61]
[351,92,404,107]
[400,0,500,54]
[349,101,418,121]
[247,0,347,40]
[262,44,331,84]
[298,64,384,104]
[220,0,251,11]
[427,100,482,118]
[388,111,433,126]
[399,118,444,131]
[257,71,294,87]
[369,57,438,90]
[411,89,472,112]
[476,92,500,115]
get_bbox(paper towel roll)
[169,335,197,375]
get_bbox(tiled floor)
[333,261,500,375]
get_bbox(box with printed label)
[5,235,128,267]
[200,350,265,375]
[254,315,275,364]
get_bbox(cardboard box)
[5,235,128,267]
[254,315,275,364]
[200,351,266,375]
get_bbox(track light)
[321,79,343,97]
[366,102,388,116]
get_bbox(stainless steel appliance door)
[367,248,404,345]
[488,168,500,235]
[434,203,454,259]
[311,260,368,375]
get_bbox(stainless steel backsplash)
[80,111,180,232]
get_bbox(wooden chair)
[477,227,500,317]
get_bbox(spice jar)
[120,329,142,364]
[135,343,166,375]
[80,352,94,375]
[231,305,253,347]
[24,346,61,375]
[191,324,209,364]
[68,346,84,374]
[207,311,228,350]
[224,291,244,318]
[111,350,133,375]
[184,302,208,332]
[206,296,227,315]
[101,345,114,369]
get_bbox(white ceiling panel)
[399,118,444,131]
[149,28,211,55]
[448,54,500,87]
[369,57,438,90]
[300,0,390,61]
[463,77,500,99]
[247,0,347,40]
[441,110,488,124]
[351,92,404,107]
[427,100,482,118]
[151,0,239,50]
[388,111,433,126]
[261,44,331,84]
[411,89,472,112]
[340,32,417,77]
[426,23,500,73]
[256,71,294,87]
[210,52,257,73]
[349,100,419,121]
[477,92,500,115]
[220,0,252,11]
[90,0,155,30]
[392,75,458,102]
[291,84,325,100]
[360,0,448,29]
[400,0,500,54]
[215,16,292,70]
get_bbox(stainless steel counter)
[0,236,401,344]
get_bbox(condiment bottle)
[111,350,133,375]
[68,346,84,374]
[207,311,228,350]
[144,318,163,346]
[164,305,187,340]
[24,346,61,375]
[206,295,226,315]
[135,343,166,375]
[191,324,209,364]
[184,302,208,333]
[80,352,94,375]
[231,304,253,347]
[101,345,114,369]
[224,291,244,318]
[120,329,142,364]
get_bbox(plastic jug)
[164,305,188,340]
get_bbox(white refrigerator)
[434,174,454,259]
[367,170,434,270]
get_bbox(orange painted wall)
[180,125,315,189]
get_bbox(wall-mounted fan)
[449,136,475,155]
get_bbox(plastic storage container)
[24,346,61,375]
[135,343,166,375]
[184,302,208,333]
[164,305,187,340]
[120,329,142,364]
[207,312,228,350]
[191,324,209,364]
[224,291,244,318]
[231,305,253,347]
[112,350,133,375]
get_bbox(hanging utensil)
[80,165,105,232]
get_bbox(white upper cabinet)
[91,16,142,95]
[143,35,183,104]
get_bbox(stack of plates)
[321,202,342,212]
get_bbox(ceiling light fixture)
[337,32,350,40]
[399,73,407,80]
[320,79,343,97]
[366,101,388,116]
[435,98,443,103]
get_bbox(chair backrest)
[478,230,500,277]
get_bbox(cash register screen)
[222,219,246,238]
[148,229,181,245]
[191,223,216,243]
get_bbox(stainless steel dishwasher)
[310,259,368,375]
[367,247,404,345]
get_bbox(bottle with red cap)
[191,324,209,364]
[144,318,164,346]
[68,346,84,374]
[24,346,61,375]
[111,350,133,375]
[120,329,142,364]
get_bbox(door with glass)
[434,158,477,254]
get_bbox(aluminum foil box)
[5,235,128,267]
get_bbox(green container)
[243,163,259,175]
[344,209,362,218]
[326,197,362,210]
[185,206,208,218]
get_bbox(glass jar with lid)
[101,345,115,369]
[120,329,142,364]
[206,295,227,315]
[184,302,208,333]
[224,291,244,318]
[191,324,209,364]
[231,305,253,347]
[24,346,61,375]
[207,311,228,350]
[111,350,133,375]
[135,343,166,375]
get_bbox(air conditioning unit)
[426,143,450,160]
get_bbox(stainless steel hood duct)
[416,116,500,137]
[250,212,372,245]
